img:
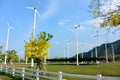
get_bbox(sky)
[0,0,120,59]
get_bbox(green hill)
[81,39,120,60]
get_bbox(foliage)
[0,73,22,80]
[0,45,3,54]
[90,0,120,27]
[34,39,50,59]
[0,45,4,62]
[24,32,53,59]
[6,50,19,63]
[101,13,120,27]
[24,32,53,69]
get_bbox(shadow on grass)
[0,72,22,80]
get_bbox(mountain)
[81,39,120,60]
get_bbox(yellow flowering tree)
[100,13,120,27]
[24,32,53,70]
[90,0,120,27]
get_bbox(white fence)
[0,65,120,80]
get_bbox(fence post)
[5,65,8,74]
[12,66,15,77]
[0,65,2,72]
[22,67,25,80]
[58,71,62,80]
[36,69,39,80]
[97,74,102,80]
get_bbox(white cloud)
[41,0,59,19]
[100,0,120,14]
[81,17,103,29]
[58,19,70,26]
[58,21,64,26]
[78,0,120,32]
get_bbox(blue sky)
[0,0,120,58]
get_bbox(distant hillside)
[80,39,120,60]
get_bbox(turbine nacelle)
[74,24,80,31]
[7,22,13,30]
[26,2,40,17]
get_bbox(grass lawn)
[46,62,120,77]
[0,73,22,80]
[0,62,120,80]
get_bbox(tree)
[90,0,120,27]
[0,45,4,62]
[24,32,53,70]
[6,50,19,64]
[0,45,2,54]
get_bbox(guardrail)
[0,65,120,80]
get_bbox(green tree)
[6,50,19,64]
[0,45,4,62]
[24,32,53,70]
[0,45,2,54]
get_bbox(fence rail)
[0,65,120,80]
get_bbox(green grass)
[0,62,120,80]
[46,62,120,80]
[46,62,120,77]
[0,73,22,80]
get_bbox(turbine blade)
[7,21,10,27]
[10,27,14,29]
[6,22,14,29]
[36,10,40,16]
[26,7,34,10]
[36,1,40,8]
[37,2,40,6]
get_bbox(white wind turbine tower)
[67,40,70,59]
[74,24,80,66]
[4,22,13,65]
[111,27,118,63]
[26,2,40,36]
[92,29,100,64]
[104,27,110,63]
[80,43,84,63]
[111,31,115,63]
[64,47,66,59]
[26,2,40,68]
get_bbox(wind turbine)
[26,2,40,68]
[104,27,110,63]
[80,43,84,63]
[67,40,70,59]
[4,22,13,65]
[93,34,98,58]
[93,31,99,56]
[92,29,99,64]
[74,24,80,66]
[111,30,116,63]
[26,2,40,36]
[111,42,115,63]
[64,47,66,59]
